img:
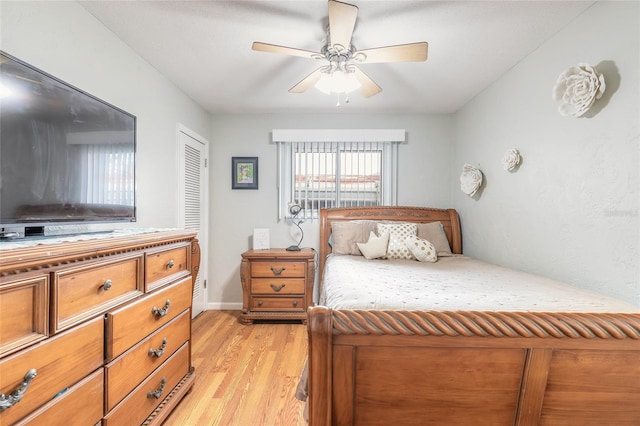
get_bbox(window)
[275,129,404,220]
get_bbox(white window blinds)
[275,129,404,220]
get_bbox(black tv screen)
[0,51,136,233]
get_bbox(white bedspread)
[320,254,639,312]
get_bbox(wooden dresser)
[0,230,200,425]
[239,248,315,324]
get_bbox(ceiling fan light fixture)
[314,69,361,95]
[253,0,425,100]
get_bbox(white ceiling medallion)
[552,63,606,117]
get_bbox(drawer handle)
[147,377,166,399]
[148,338,167,358]
[100,279,113,291]
[270,283,286,292]
[0,369,37,412]
[293,300,298,307]
[166,259,175,269]
[151,300,171,318]
[270,266,285,275]
[258,300,263,306]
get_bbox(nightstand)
[239,248,315,324]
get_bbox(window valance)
[272,129,406,143]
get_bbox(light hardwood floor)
[163,310,308,426]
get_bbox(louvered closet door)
[179,128,208,318]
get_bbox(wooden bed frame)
[307,206,640,425]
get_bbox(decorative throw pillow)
[357,231,390,260]
[416,222,453,256]
[405,236,438,263]
[377,222,417,259]
[331,220,378,255]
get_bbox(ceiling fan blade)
[352,66,382,98]
[252,42,319,59]
[328,0,358,51]
[356,42,428,64]
[289,68,326,93]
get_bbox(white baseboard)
[206,302,242,310]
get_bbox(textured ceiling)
[79,0,595,115]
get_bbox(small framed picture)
[232,157,259,190]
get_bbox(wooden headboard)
[318,206,462,282]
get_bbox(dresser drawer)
[145,242,190,292]
[251,278,305,295]
[0,273,48,357]
[14,368,104,426]
[52,253,144,333]
[251,296,305,311]
[0,317,104,426]
[103,342,191,426]
[105,309,191,411]
[106,276,192,360]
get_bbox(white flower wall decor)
[501,148,521,172]
[460,163,483,197]
[552,63,606,117]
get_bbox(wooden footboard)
[307,307,640,426]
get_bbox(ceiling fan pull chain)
[336,93,341,107]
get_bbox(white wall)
[1,1,212,229]
[5,1,636,309]
[453,1,639,305]
[208,113,454,308]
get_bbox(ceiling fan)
[252,0,428,101]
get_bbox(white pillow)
[405,236,438,263]
[377,222,417,260]
[357,231,390,260]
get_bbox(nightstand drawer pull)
[100,279,113,291]
[152,300,171,318]
[258,300,263,306]
[270,266,286,275]
[166,259,175,269]
[147,377,166,399]
[292,300,298,307]
[0,369,37,412]
[148,338,168,358]
[270,283,286,292]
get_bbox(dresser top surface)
[0,229,197,273]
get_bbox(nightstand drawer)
[145,243,190,292]
[105,309,191,410]
[105,276,192,360]
[52,253,143,333]
[251,296,305,311]
[251,278,305,294]
[0,273,48,357]
[251,261,305,278]
[103,342,191,426]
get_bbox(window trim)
[274,129,405,221]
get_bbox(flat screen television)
[0,51,136,238]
